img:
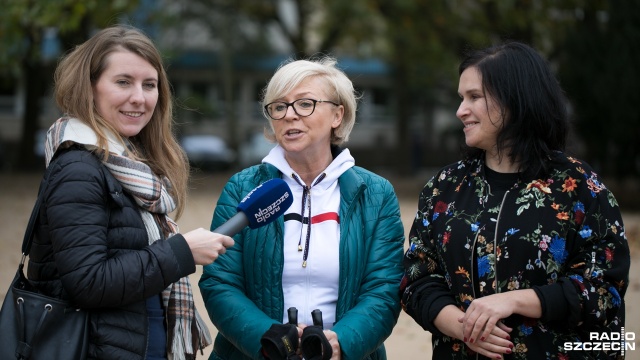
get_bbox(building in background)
[0,1,460,172]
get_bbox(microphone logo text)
[255,192,290,223]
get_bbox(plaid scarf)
[45,117,212,359]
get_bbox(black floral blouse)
[400,152,630,359]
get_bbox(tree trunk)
[17,59,43,171]
[392,49,413,176]
[221,16,238,151]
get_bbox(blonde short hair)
[261,56,358,145]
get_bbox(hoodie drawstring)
[291,173,326,267]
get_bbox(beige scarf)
[45,117,212,359]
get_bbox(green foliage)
[0,0,138,75]
[0,0,139,170]
[363,0,640,176]
[2,0,638,175]
[557,0,640,176]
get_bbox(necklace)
[291,172,326,267]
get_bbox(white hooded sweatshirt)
[262,145,355,329]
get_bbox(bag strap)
[19,165,54,261]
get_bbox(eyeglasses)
[264,98,340,120]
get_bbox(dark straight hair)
[459,41,570,179]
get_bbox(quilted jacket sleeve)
[199,170,279,359]
[331,175,405,360]
[43,150,194,308]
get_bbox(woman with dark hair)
[458,42,570,180]
[400,41,630,359]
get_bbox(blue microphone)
[213,178,293,236]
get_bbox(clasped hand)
[459,293,515,359]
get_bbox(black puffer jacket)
[28,147,195,359]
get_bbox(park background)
[1,0,639,358]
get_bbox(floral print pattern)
[400,153,630,359]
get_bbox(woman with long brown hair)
[31,25,234,359]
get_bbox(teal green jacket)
[199,163,405,360]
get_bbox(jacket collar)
[338,167,366,211]
[257,162,365,212]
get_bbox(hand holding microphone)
[186,179,293,266]
[183,228,235,265]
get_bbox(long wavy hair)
[459,41,570,179]
[54,25,189,218]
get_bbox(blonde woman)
[200,57,405,360]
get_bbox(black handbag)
[0,171,89,360]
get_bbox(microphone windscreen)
[237,178,293,229]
